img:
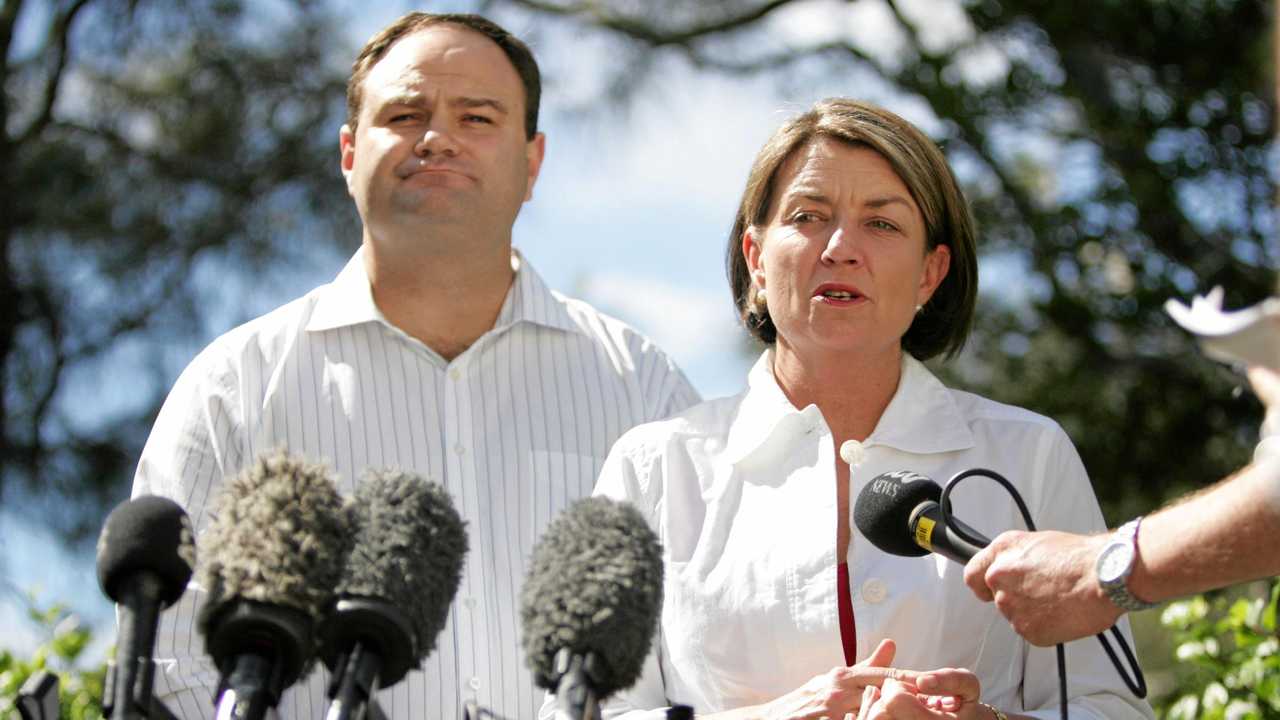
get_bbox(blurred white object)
[1165,286,1280,369]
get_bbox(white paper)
[1164,287,1280,369]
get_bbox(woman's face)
[744,138,950,361]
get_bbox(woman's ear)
[744,227,765,286]
[917,244,951,307]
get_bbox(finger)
[924,695,959,712]
[857,684,879,720]
[964,545,997,602]
[859,638,897,669]
[876,679,936,720]
[914,668,980,703]
[1248,366,1280,405]
[842,666,922,690]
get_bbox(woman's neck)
[770,340,905,443]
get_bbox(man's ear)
[523,132,547,202]
[340,124,356,195]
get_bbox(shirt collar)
[724,349,975,465]
[306,246,582,336]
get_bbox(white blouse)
[572,350,1154,720]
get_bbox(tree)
[491,0,1276,518]
[2,0,357,539]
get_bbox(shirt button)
[464,596,477,609]
[862,578,888,604]
[468,676,481,691]
[449,368,462,381]
[454,444,466,455]
[840,440,866,467]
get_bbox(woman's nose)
[820,224,861,265]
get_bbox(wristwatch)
[1095,518,1157,612]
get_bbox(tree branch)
[26,284,66,468]
[502,0,799,46]
[50,118,227,183]
[15,0,94,146]
[1,0,26,79]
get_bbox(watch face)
[1098,542,1134,584]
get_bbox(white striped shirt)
[132,248,699,720]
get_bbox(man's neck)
[363,232,516,362]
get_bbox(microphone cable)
[937,468,1148,720]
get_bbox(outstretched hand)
[963,529,1119,646]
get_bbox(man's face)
[340,25,544,242]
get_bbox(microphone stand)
[207,602,312,720]
[552,648,602,720]
[325,642,382,720]
[105,574,165,720]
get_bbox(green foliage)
[0,595,106,720]
[1156,580,1280,719]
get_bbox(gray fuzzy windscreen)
[197,450,353,634]
[519,497,663,696]
[340,469,468,660]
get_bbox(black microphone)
[197,451,353,720]
[520,497,664,720]
[853,470,991,563]
[97,495,195,720]
[319,469,468,720]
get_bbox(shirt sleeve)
[131,347,247,719]
[634,339,701,424]
[1017,426,1155,720]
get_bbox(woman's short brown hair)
[726,98,978,361]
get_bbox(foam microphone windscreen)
[196,451,352,660]
[330,469,468,675]
[853,470,943,557]
[96,495,195,606]
[520,497,663,697]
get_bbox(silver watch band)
[1099,518,1157,612]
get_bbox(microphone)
[319,469,468,720]
[520,497,664,720]
[197,451,353,720]
[853,470,991,563]
[97,495,195,720]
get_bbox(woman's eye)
[464,114,494,124]
[793,211,821,224]
[869,219,898,232]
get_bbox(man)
[964,366,1280,647]
[131,13,698,719]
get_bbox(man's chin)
[390,191,471,217]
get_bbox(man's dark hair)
[346,13,540,140]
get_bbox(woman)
[575,99,1153,719]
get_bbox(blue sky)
[2,0,1053,661]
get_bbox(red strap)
[837,561,857,665]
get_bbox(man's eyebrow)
[453,96,509,114]
[377,94,510,116]
[380,91,428,109]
